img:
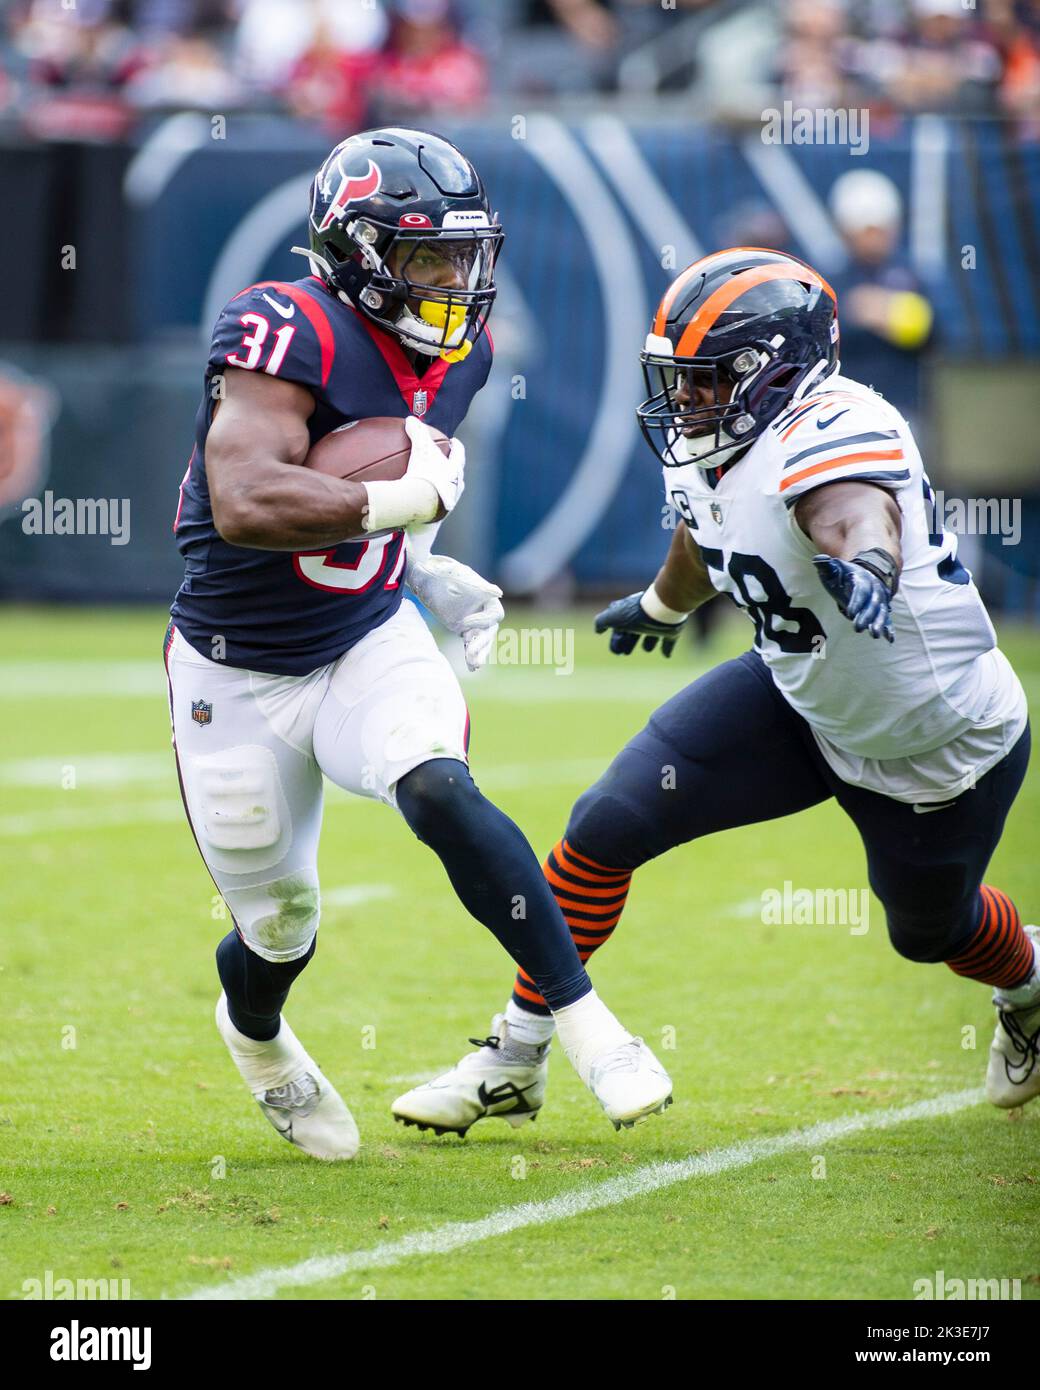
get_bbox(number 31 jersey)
[662,374,1027,803]
[170,275,492,676]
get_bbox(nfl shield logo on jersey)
[411,389,428,417]
[191,699,213,727]
[710,502,724,525]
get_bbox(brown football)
[303,416,450,485]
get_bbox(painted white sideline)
[180,1087,984,1300]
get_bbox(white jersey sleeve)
[768,386,915,509]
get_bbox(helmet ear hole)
[771,365,801,390]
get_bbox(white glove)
[363,417,465,533]
[407,552,504,672]
[403,416,465,516]
[459,622,500,671]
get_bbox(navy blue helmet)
[295,127,503,362]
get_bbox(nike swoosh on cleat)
[817,408,850,429]
[477,1080,538,1113]
[262,293,296,319]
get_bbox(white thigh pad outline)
[187,744,288,868]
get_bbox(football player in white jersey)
[392,248,1036,1137]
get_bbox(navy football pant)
[513,650,1029,1011]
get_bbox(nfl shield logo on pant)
[191,699,213,726]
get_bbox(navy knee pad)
[396,758,482,845]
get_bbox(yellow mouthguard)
[419,300,466,335]
[418,300,470,362]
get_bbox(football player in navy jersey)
[164,129,672,1159]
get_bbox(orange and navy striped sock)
[946,885,1035,988]
[512,838,632,1016]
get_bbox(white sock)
[216,995,308,1095]
[996,939,1040,1008]
[504,998,556,1047]
[552,989,632,1084]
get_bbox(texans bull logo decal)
[318,159,382,231]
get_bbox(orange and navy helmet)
[637,248,839,469]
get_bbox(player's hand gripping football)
[404,415,466,517]
[594,592,687,658]
[813,551,896,644]
[407,553,504,671]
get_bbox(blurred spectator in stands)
[234,0,386,94]
[126,28,243,110]
[851,0,1002,115]
[133,0,234,38]
[284,20,377,131]
[691,1,779,116]
[827,168,934,420]
[987,0,1040,135]
[366,0,486,122]
[11,0,150,139]
[491,0,620,94]
[777,0,855,110]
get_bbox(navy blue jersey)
[170,275,493,675]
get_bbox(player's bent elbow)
[212,495,263,549]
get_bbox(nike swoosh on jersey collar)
[817,407,850,429]
[262,292,296,319]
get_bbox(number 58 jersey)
[662,374,1027,803]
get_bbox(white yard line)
[180,1087,984,1301]
[0,759,608,835]
[0,661,690,704]
[5,661,1039,713]
[0,753,172,787]
[0,800,186,837]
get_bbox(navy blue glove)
[594,592,687,657]
[812,552,897,644]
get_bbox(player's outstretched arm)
[795,480,903,643]
[206,368,370,550]
[595,523,717,657]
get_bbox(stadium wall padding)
[0,118,1037,605]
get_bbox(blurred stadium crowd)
[2,0,1040,140]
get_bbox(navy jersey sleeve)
[209,281,336,395]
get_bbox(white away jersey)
[662,374,1027,802]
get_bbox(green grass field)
[1,605,1038,1302]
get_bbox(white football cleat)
[986,926,1040,1110]
[215,993,360,1160]
[391,1015,548,1137]
[587,1038,673,1130]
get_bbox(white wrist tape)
[641,583,692,625]
[363,477,439,533]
